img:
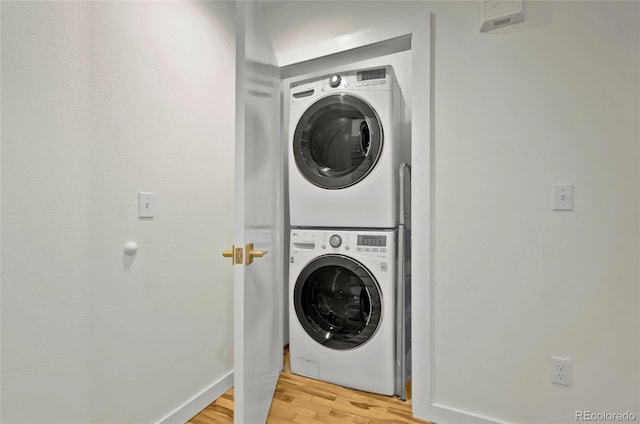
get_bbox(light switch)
[552,184,573,211]
[138,192,154,218]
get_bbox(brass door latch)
[222,243,267,266]
[245,243,268,265]
[222,245,244,265]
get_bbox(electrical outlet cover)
[550,356,572,386]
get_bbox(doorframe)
[274,12,500,424]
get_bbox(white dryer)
[289,228,396,395]
[288,66,406,228]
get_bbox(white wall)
[1,2,235,423]
[263,1,640,423]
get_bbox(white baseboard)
[156,370,234,424]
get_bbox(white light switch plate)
[552,184,573,211]
[138,192,154,218]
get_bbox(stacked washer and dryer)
[288,65,411,397]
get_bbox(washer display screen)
[357,235,386,247]
[357,68,386,81]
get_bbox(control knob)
[328,75,342,88]
[329,234,342,248]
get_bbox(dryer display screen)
[357,235,386,247]
[357,68,386,81]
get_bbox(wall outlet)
[550,356,572,386]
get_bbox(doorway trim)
[276,12,500,424]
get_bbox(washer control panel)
[290,229,394,258]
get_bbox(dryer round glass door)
[293,94,383,189]
[293,255,382,350]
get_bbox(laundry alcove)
[231,2,444,423]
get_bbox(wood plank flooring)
[187,349,429,424]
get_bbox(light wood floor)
[187,348,429,424]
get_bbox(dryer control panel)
[290,229,394,259]
[289,65,395,106]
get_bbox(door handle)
[222,245,244,265]
[245,243,268,266]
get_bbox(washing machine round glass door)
[293,254,382,350]
[293,94,383,189]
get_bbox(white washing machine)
[289,228,396,395]
[288,65,406,228]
